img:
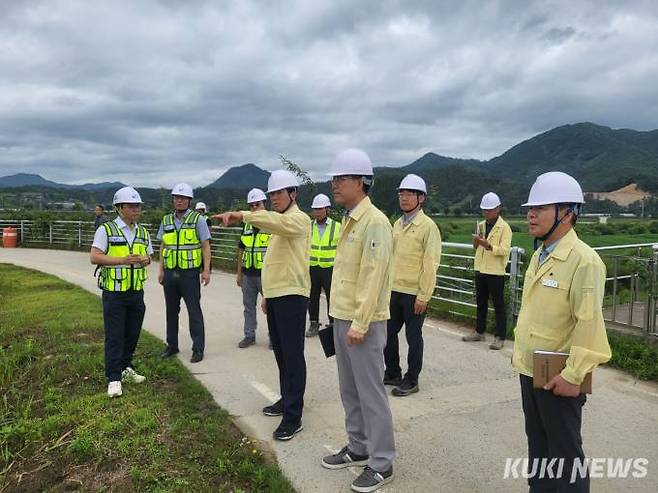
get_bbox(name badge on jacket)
[542,278,559,288]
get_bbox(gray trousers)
[242,274,262,338]
[334,318,396,472]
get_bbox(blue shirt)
[315,219,328,238]
[156,209,211,242]
[538,239,560,265]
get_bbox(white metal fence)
[2,219,657,336]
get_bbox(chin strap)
[533,204,579,250]
[401,193,422,214]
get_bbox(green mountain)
[487,122,658,191]
[208,163,270,190]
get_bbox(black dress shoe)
[392,379,419,397]
[190,350,203,363]
[273,421,303,441]
[383,374,402,386]
[262,400,283,417]
[161,347,179,358]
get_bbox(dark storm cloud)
[0,0,657,186]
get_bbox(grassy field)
[434,215,658,253]
[0,264,294,492]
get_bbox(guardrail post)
[508,246,524,326]
[647,245,658,334]
[78,221,82,247]
[20,220,25,244]
[49,222,53,244]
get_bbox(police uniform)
[92,217,153,383]
[308,217,341,329]
[238,222,270,340]
[157,209,211,355]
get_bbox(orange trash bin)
[2,227,18,248]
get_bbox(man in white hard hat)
[195,201,213,272]
[235,188,270,348]
[214,170,310,441]
[462,192,512,350]
[384,174,441,397]
[91,186,152,398]
[513,171,611,492]
[157,183,212,363]
[306,193,341,337]
[320,149,395,493]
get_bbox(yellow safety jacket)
[309,218,341,268]
[329,196,393,334]
[512,229,612,385]
[240,223,270,270]
[241,203,311,299]
[98,221,149,292]
[391,210,442,302]
[160,211,203,270]
[474,216,513,276]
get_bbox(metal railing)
[594,243,658,336]
[432,242,525,329]
[2,219,657,335]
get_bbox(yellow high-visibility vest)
[161,211,202,269]
[98,221,149,291]
[240,223,270,270]
[309,218,341,268]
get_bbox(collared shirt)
[316,219,328,238]
[329,196,393,334]
[538,239,560,265]
[241,203,311,298]
[391,209,442,302]
[92,217,154,255]
[473,216,513,276]
[402,210,420,227]
[512,229,611,385]
[156,209,211,242]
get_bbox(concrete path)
[2,248,657,493]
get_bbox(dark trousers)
[520,375,589,493]
[384,291,426,384]
[163,268,205,352]
[266,295,308,425]
[102,290,145,382]
[309,266,333,325]
[475,272,507,339]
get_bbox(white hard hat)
[480,192,501,210]
[329,148,374,177]
[113,186,143,205]
[311,193,331,209]
[171,182,194,198]
[398,174,427,194]
[247,188,267,204]
[195,202,207,211]
[266,170,299,194]
[522,172,585,207]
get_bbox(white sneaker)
[107,381,123,398]
[122,367,146,384]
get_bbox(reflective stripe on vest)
[240,223,270,270]
[98,221,149,292]
[161,211,203,269]
[309,218,340,268]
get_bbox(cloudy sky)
[1,0,658,187]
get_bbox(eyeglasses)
[331,175,360,184]
[398,191,418,197]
